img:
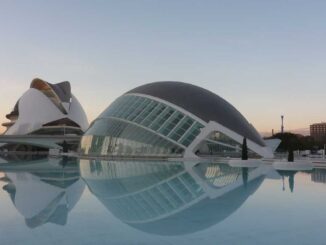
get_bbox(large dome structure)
[2,78,89,136]
[80,81,273,158]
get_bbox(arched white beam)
[184,121,274,159]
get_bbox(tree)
[288,148,294,162]
[242,137,248,160]
[265,132,320,152]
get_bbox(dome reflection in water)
[0,156,85,228]
[80,160,269,235]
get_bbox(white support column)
[184,121,216,158]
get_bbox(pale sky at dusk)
[1,0,325,135]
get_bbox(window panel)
[142,104,166,127]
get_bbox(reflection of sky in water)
[0,157,325,244]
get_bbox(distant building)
[310,123,326,142]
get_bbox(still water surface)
[0,155,325,245]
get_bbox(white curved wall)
[5,88,89,135]
[69,95,89,131]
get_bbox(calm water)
[0,155,326,245]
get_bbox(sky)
[0,0,325,135]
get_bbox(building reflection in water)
[276,170,297,193]
[80,159,269,235]
[311,168,326,184]
[0,156,85,228]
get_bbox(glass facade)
[209,131,242,147]
[80,94,205,157]
[99,95,204,147]
[80,118,184,157]
[206,131,241,157]
[194,131,261,158]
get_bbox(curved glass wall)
[80,118,184,157]
[204,131,242,157]
[98,95,204,147]
[81,94,205,157]
[194,131,261,158]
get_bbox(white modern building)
[1,78,89,150]
[80,81,275,158]
[3,78,88,136]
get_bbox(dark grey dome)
[127,81,265,146]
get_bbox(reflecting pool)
[1,155,326,244]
